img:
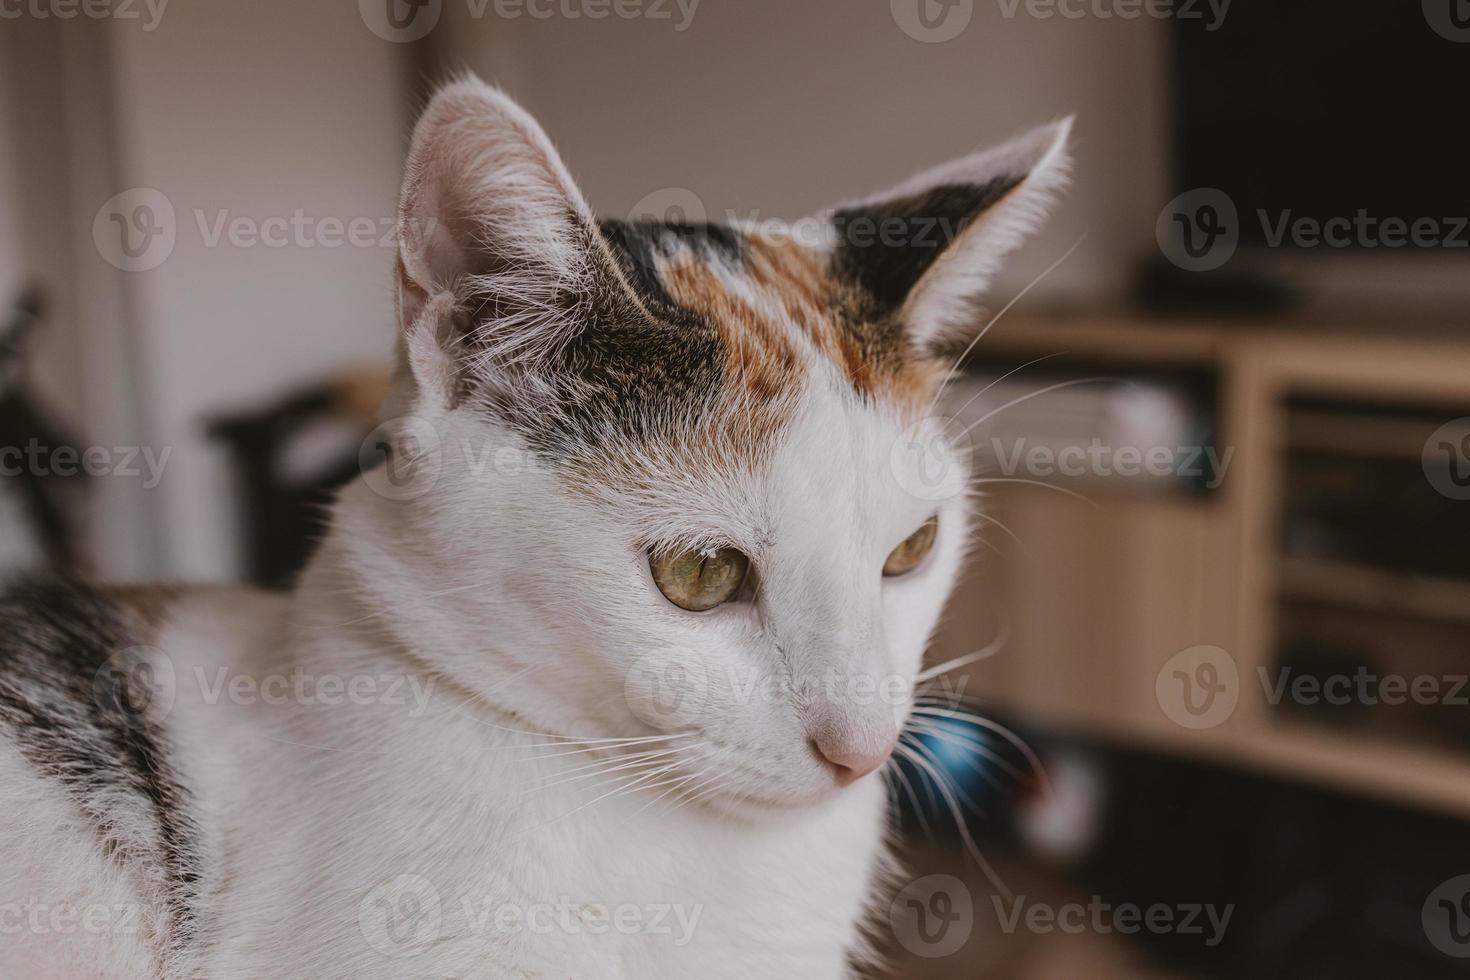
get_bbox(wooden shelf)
[932,312,1470,820]
[1285,410,1458,461]
[1278,556,1470,624]
[998,699,1470,820]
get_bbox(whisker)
[627,765,713,823]
[903,718,1024,783]
[547,763,681,825]
[943,350,1069,425]
[909,706,1052,797]
[959,375,1127,441]
[969,477,1100,508]
[315,577,502,630]
[895,742,1015,904]
[520,748,687,796]
[971,510,1028,554]
[915,614,1011,683]
[883,759,936,840]
[924,234,1088,417]
[904,735,993,815]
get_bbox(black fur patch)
[831,178,1021,318]
[598,219,744,315]
[0,580,201,946]
[464,221,736,460]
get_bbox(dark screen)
[1173,2,1470,249]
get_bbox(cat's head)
[360,76,1069,811]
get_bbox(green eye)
[650,546,751,612]
[883,516,938,577]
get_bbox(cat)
[0,77,1069,979]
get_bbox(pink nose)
[811,732,898,787]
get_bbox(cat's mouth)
[661,739,881,814]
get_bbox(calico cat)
[0,78,1069,979]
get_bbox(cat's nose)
[810,724,898,786]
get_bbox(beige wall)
[95,2,411,579]
[4,0,1172,583]
[430,0,1170,306]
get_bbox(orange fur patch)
[727,233,942,412]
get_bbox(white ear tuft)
[394,77,603,404]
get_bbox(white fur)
[0,78,1068,978]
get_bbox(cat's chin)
[696,780,865,822]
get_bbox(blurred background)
[3,1,1470,976]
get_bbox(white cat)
[0,77,1069,979]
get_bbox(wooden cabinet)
[929,315,1470,817]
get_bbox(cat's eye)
[650,546,751,612]
[883,516,938,577]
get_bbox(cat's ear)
[827,118,1072,351]
[393,77,609,406]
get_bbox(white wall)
[430,0,1170,306]
[4,0,1174,583]
[94,0,412,580]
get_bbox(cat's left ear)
[826,118,1073,351]
[392,77,619,407]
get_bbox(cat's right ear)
[392,77,608,408]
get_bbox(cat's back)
[0,578,286,979]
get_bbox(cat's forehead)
[596,218,942,410]
[483,219,947,486]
